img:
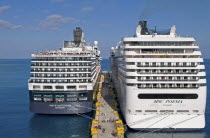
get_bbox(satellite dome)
[94,41,98,46]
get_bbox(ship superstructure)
[28,27,101,114]
[110,21,207,130]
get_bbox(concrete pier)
[91,72,125,138]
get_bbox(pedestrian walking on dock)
[102,128,105,133]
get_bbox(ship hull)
[29,90,93,114]
[111,74,206,130]
[30,101,93,114]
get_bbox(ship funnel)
[139,21,149,35]
[139,21,147,28]
[73,27,84,46]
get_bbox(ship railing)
[141,51,185,54]
[137,85,199,89]
[31,64,92,67]
[30,70,92,72]
[137,72,198,74]
[137,79,199,81]
[136,65,197,67]
[137,87,199,89]
[32,59,92,61]
[33,52,92,56]
[28,81,92,83]
[129,42,198,47]
[30,75,92,78]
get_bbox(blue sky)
[0,0,210,59]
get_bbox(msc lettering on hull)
[154,100,183,104]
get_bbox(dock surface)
[91,72,125,138]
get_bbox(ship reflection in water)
[29,113,92,138]
[126,130,206,138]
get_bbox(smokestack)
[73,27,83,42]
[139,21,149,35]
[139,21,147,28]
[73,27,84,47]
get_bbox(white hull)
[113,78,206,129]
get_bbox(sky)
[0,0,210,59]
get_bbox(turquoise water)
[0,59,209,138]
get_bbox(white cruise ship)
[28,27,101,114]
[110,21,207,130]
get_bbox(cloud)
[0,19,23,30]
[81,7,94,12]
[38,14,79,31]
[0,5,10,14]
[50,0,65,3]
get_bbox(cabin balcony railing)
[137,86,199,89]
[30,70,91,72]
[137,72,198,74]
[30,75,92,78]
[32,59,91,61]
[28,81,92,83]
[126,43,199,47]
[136,65,197,67]
[33,52,92,56]
[31,64,91,67]
[137,79,199,81]
[141,51,185,54]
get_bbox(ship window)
[192,84,197,88]
[79,85,87,88]
[126,83,135,86]
[160,110,174,113]
[43,98,53,102]
[67,86,76,90]
[56,86,64,89]
[33,94,42,97]
[177,110,189,112]
[67,93,77,98]
[34,98,42,101]
[55,94,64,98]
[138,94,198,99]
[79,97,88,101]
[145,110,157,112]
[126,76,135,79]
[79,93,87,97]
[33,85,40,89]
[67,98,77,102]
[43,94,53,98]
[191,62,196,66]
[126,62,135,65]
[43,86,52,89]
[55,98,64,102]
